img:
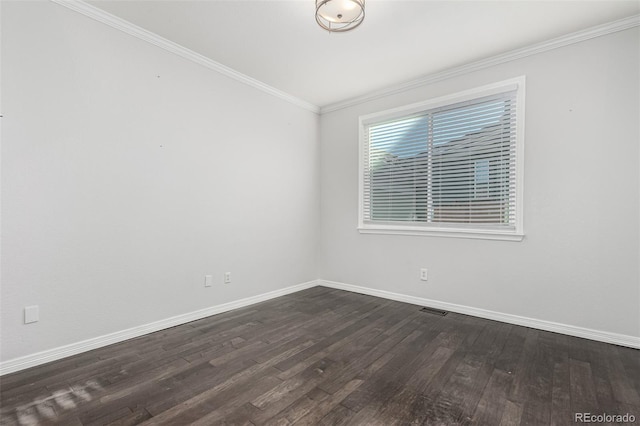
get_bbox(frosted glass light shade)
[315,0,365,32]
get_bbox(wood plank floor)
[1,287,638,425]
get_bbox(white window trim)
[358,76,526,242]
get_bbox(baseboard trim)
[319,280,640,349]
[0,280,319,376]
[3,278,636,375]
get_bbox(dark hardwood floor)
[1,287,638,425]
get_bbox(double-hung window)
[359,77,525,241]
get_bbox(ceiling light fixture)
[315,0,365,33]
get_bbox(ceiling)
[88,0,640,108]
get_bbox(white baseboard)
[2,278,637,375]
[319,279,640,350]
[0,280,319,376]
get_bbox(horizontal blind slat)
[363,88,518,227]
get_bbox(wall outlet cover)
[25,306,39,324]
[420,268,428,281]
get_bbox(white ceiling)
[88,0,640,108]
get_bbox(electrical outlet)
[420,268,428,281]
[25,305,39,324]
[204,275,213,287]
[224,272,231,284]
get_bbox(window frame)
[358,76,525,241]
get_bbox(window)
[359,77,525,241]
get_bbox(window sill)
[358,225,524,242]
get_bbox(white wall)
[1,1,319,362]
[1,1,638,368]
[319,28,640,339]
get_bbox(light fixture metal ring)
[315,0,365,33]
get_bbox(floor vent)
[420,307,448,316]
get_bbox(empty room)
[1,0,639,424]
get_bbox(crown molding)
[47,1,638,116]
[49,0,321,114]
[320,14,640,114]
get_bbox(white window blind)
[359,78,524,240]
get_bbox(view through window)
[359,78,524,240]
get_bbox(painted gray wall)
[2,1,638,365]
[319,28,640,339]
[1,1,320,361]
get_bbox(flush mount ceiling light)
[315,0,365,33]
